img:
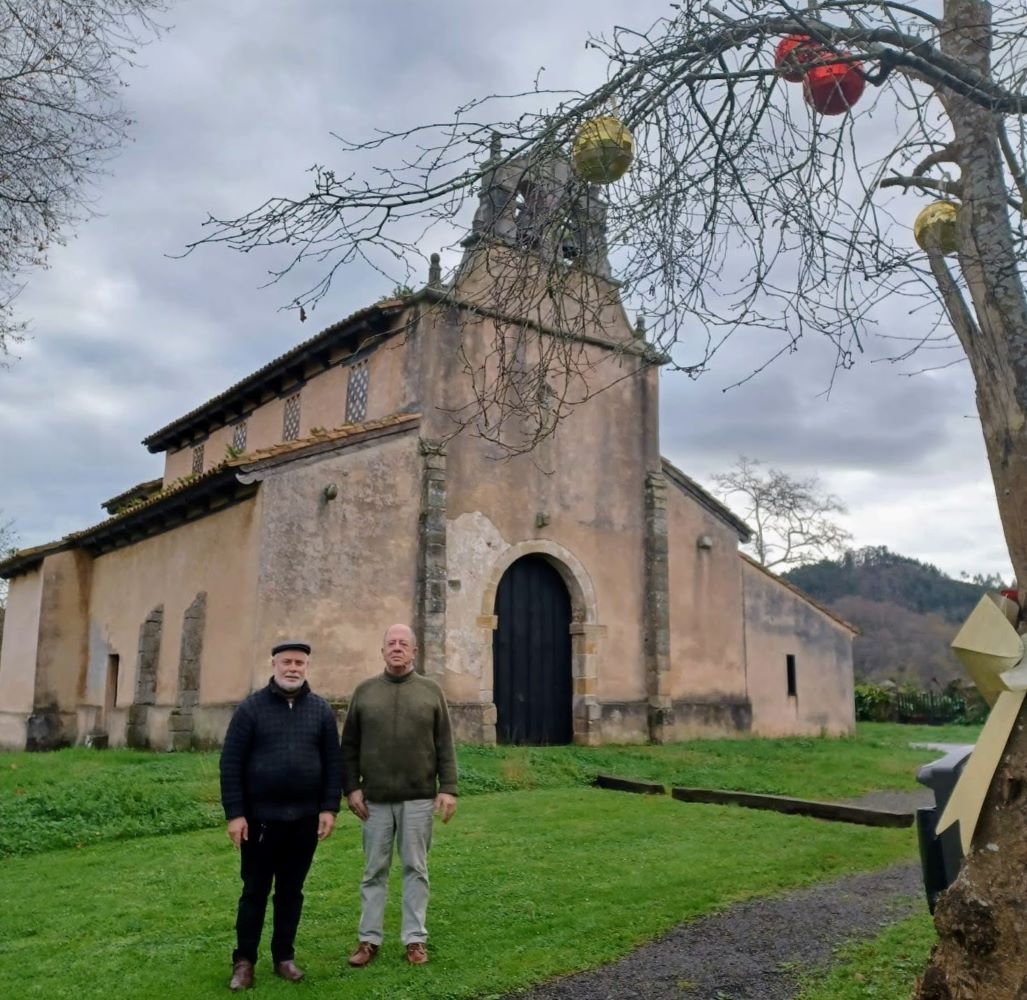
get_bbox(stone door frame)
[479,540,605,746]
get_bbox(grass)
[797,912,938,1000]
[0,722,968,997]
[0,722,977,858]
[0,788,919,1000]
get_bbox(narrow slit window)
[786,654,797,698]
[283,392,301,441]
[345,360,369,423]
[231,421,247,452]
[191,444,204,474]
[104,653,120,723]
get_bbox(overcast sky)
[0,0,1010,581]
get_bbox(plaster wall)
[666,485,748,707]
[161,331,417,486]
[0,568,43,745]
[34,549,93,715]
[199,425,234,472]
[163,445,193,485]
[86,497,261,716]
[300,337,413,432]
[742,559,855,736]
[251,430,422,701]
[241,396,288,460]
[424,304,653,711]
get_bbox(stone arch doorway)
[492,554,573,745]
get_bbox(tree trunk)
[916,2,1027,997]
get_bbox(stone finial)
[634,314,647,338]
[489,131,502,160]
[428,252,442,288]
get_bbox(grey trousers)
[358,798,434,945]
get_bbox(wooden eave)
[0,541,67,579]
[73,468,257,556]
[1,413,422,577]
[101,477,164,514]
[141,298,410,454]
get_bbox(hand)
[317,811,336,841]
[434,793,457,824]
[227,816,248,848]
[347,789,369,822]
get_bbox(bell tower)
[457,135,614,281]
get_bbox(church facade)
[0,149,855,751]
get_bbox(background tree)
[193,1,1027,992]
[0,0,166,359]
[0,514,18,646]
[712,456,851,570]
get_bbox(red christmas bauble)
[774,35,829,83]
[802,61,865,115]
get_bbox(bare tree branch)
[0,0,167,356]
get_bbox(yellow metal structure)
[571,116,634,184]
[938,594,1027,854]
[913,201,959,255]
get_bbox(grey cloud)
[0,0,1010,581]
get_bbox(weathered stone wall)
[416,439,448,683]
[644,472,673,742]
[168,592,207,751]
[251,430,422,701]
[29,549,93,748]
[742,558,855,736]
[125,604,163,748]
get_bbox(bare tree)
[712,456,851,569]
[0,514,17,615]
[0,0,167,359]
[192,1,1027,991]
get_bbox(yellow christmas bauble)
[913,201,959,255]
[571,115,634,184]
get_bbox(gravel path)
[503,791,931,1000]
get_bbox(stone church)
[0,147,856,751]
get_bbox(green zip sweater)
[340,670,458,802]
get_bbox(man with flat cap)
[220,640,342,991]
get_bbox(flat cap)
[271,640,312,656]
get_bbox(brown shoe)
[274,960,305,982]
[348,941,380,968]
[405,942,428,965]
[229,958,254,991]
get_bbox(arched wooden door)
[492,555,572,745]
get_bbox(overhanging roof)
[661,458,752,541]
[141,298,410,453]
[1,413,421,577]
[740,553,860,634]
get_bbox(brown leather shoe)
[405,942,428,965]
[348,941,379,968]
[229,959,254,991]
[274,960,305,982]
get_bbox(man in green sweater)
[341,623,458,968]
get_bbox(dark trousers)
[234,815,319,964]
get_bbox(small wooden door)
[493,555,572,745]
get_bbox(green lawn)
[797,913,938,1000]
[0,723,965,998]
[0,722,976,858]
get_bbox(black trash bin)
[915,744,974,913]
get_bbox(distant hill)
[783,546,1009,686]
